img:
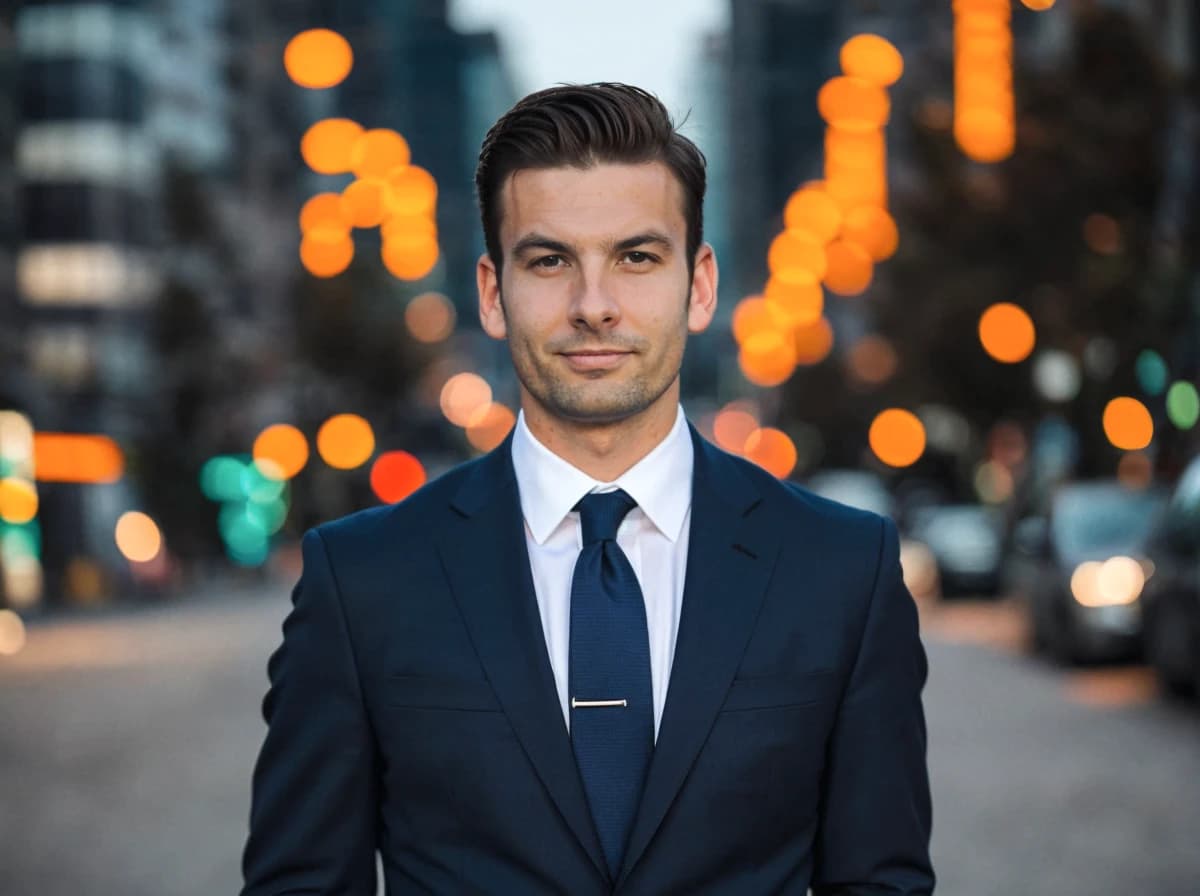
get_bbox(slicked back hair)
[475,83,707,278]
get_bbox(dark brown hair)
[475,82,707,276]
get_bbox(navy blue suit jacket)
[242,425,934,894]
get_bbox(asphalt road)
[1,586,1197,895]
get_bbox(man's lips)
[559,349,633,371]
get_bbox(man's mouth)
[559,349,633,370]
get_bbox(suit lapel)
[435,434,610,882]
[615,427,780,888]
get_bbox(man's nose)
[568,269,621,330]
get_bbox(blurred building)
[679,30,735,405]
[7,0,326,599]
[4,0,523,601]
[308,1,516,323]
[724,0,928,291]
[726,0,836,303]
[0,7,17,408]
[14,2,160,434]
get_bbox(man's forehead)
[499,162,685,245]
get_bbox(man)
[242,83,934,895]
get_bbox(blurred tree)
[783,4,1174,488]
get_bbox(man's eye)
[532,255,564,269]
[622,251,656,265]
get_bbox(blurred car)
[1016,480,1167,664]
[906,504,1004,598]
[1141,456,1200,698]
[805,469,895,519]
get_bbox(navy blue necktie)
[569,488,654,878]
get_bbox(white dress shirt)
[510,405,694,743]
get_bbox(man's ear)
[477,253,507,340]
[686,242,719,335]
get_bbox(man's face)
[477,161,717,427]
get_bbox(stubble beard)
[506,318,687,427]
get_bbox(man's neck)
[520,393,680,483]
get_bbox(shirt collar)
[511,404,694,545]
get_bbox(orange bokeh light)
[793,317,835,366]
[768,230,829,282]
[350,129,412,180]
[405,292,456,344]
[299,192,351,234]
[317,414,376,470]
[386,165,438,217]
[955,104,1014,165]
[300,118,364,175]
[0,478,38,524]
[382,213,437,243]
[466,403,517,452]
[739,332,798,387]
[440,373,493,427]
[1103,398,1154,451]
[1019,0,1056,10]
[979,303,1035,363]
[253,424,309,480]
[731,296,784,345]
[713,404,760,454]
[840,34,904,88]
[33,433,124,483]
[370,451,427,504]
[0,609,27,656]
[825,127,886,168]
[382,234,439,281]
[825,171,889,211]
[784,187,843,243]
[870,409,926,468]
[115,511,163,563]
[300,229,354,278]
[848,335,898,385]
[284,29,353,89]
[841,205,899,261]
[818,76,891,131]
[340,178,389,229]
[764,276,824,329]
[744,427,798,479]
[955,0,1011,19]
[822,240,874,296]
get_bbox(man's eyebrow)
[612,231,674,253]
[511,233,575,258]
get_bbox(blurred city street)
[1,0,1198,892]
[0,587,1197,896]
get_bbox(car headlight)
[1070,556,1146,607]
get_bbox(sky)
[449,0,729,125]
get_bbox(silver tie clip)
[571,697,627,709]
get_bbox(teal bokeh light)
[227,540,270,567]
[201,456,250,503]
[1166,381,1199,430]
[1135,350,1168,396]
[245,498,288,535]
[241,463,286,503]
[220,507,270,567]
[219,503,266,541]
[0,520,41,561]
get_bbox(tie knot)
[574,489,637,545]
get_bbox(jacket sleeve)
[241,528,380,895]
[811,515,935,895]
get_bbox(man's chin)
[539,390,651,426]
